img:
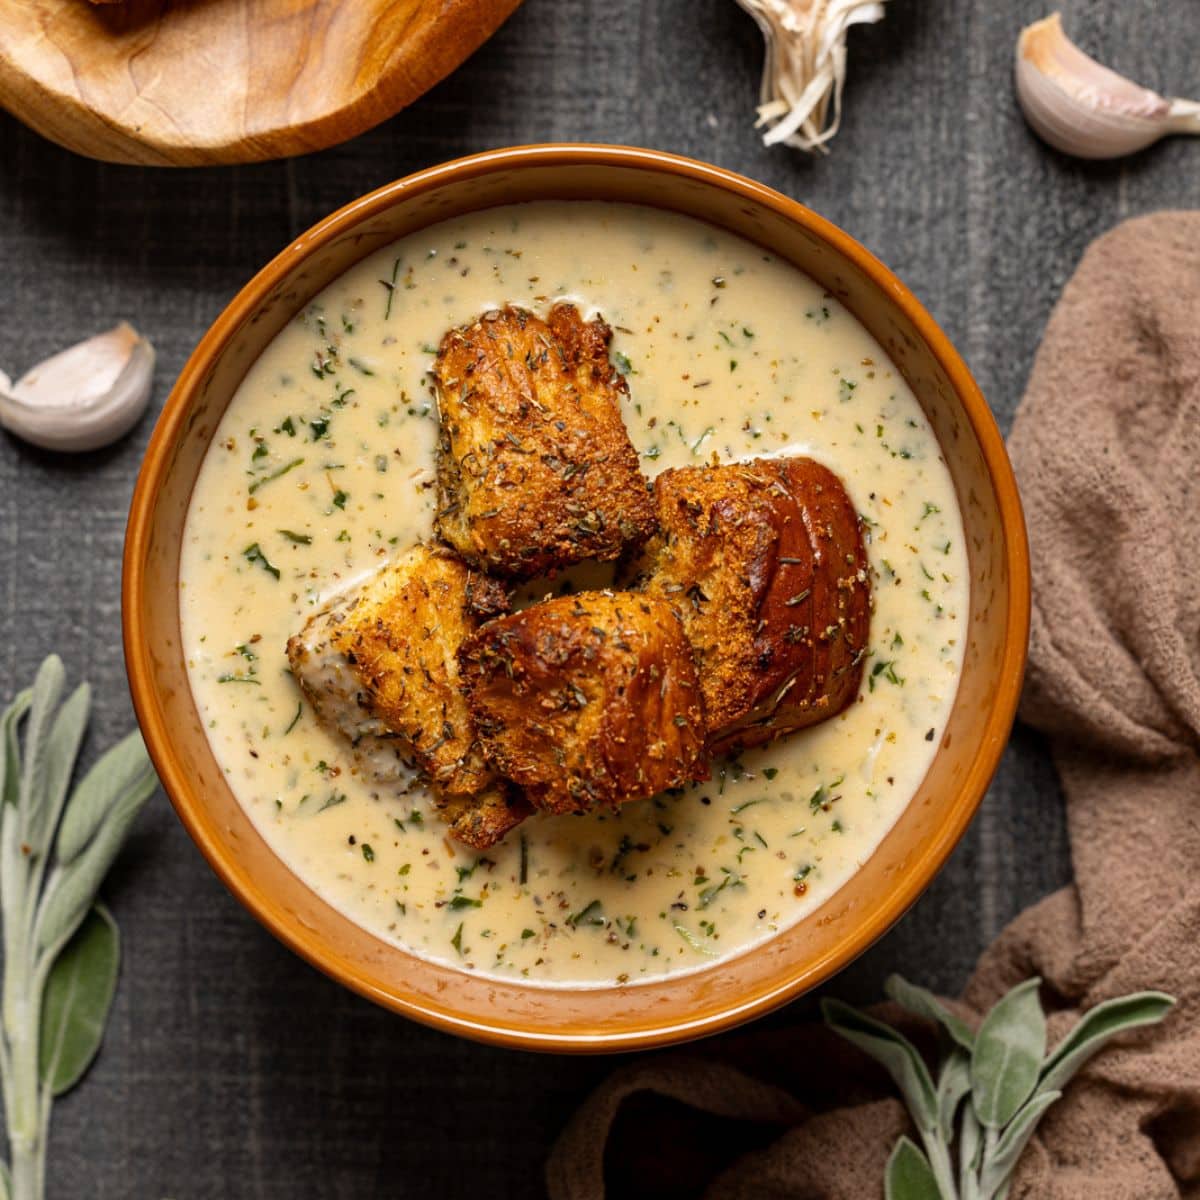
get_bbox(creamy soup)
[180,202,967,987]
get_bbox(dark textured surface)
[0,1,1196,1196]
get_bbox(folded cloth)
[547,212,1200,1200]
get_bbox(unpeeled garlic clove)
[1015,12,1200,160]
[0,323,155,452]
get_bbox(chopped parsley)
[674,923,717,956]
[242,542,280,580]
[248,457,304,495]
[808,779,844,813]
[698,867,743,909]
[869,660,904,691]
[568,899,604,928]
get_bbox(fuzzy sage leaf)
[1037,991,1174,1097]
[2,691,32,809]
[0,656,157,1200]
[958,1104,983,1193]
[38,905,120,1096]
[17,658,65,828]
[936,1048,972,1140]
[969,978,1046,1129]
[35,782,147,956]
[55,731,156,866]
[827,974,1173,1200]
[887,973,976,1051]
[886,1136,940,1200]
[26,684,89,858]
[977,1089,1059,1198]
[822,997,938,1133]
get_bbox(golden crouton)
[458,591,709,815]
[433,783,529,852]
[433,303,656,577]
[286,544,530,848]
[625,457,870,753]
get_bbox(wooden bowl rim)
[0,0,524,166]
[123,144,1030,1051]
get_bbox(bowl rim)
[123,143,1030,1051]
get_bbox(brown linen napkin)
[546,212,1200,1200]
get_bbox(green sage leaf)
[885,1136,940,1200]
[970,978,1046,1128]
[18,656,66,828]
[26,683,90,856]
[0,695,32,927]
[886,973,975,1050]
[959,1103,983,1192]
[1038,991,1174,1097]
[0,1157,11,1200]
[977,1088,1060,1198]
[937,1046,972,1139]
[38,904,120,1096]
[1,689,31,809]
[823,998,938,1133]
[35,783,149,956]
[55,731,156,866]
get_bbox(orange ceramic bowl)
[123,145,1029,1052]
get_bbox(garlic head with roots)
[734,0,886,153]
[0,323,155,453]
[1015,13,1200,160]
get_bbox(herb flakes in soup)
[180,202,967,987]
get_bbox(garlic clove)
[735,0,886,153]
[1015,12,1200,160]
[0,323,155,453]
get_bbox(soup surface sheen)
[180,202,967,987]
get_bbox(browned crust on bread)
[459,591,709,814]
[433,303,656,577]
[625,457,870,752]
[435,783,530,851]
[287,544,530,847]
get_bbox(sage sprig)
[0,657,157,1200]
[824,974,1174,1200]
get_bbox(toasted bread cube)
[286,544,530,848]
[433,303,656,577]
[433,782,529,852]
[459,591,709,814]
[625,457,870,752]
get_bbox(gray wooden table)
[1,1,1196,1196]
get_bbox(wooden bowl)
[0,0,522,165]
[123,146,1030,1051]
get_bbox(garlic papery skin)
[0,323,155,452]
[1016,13,1200,160]
[735,0,886,153]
